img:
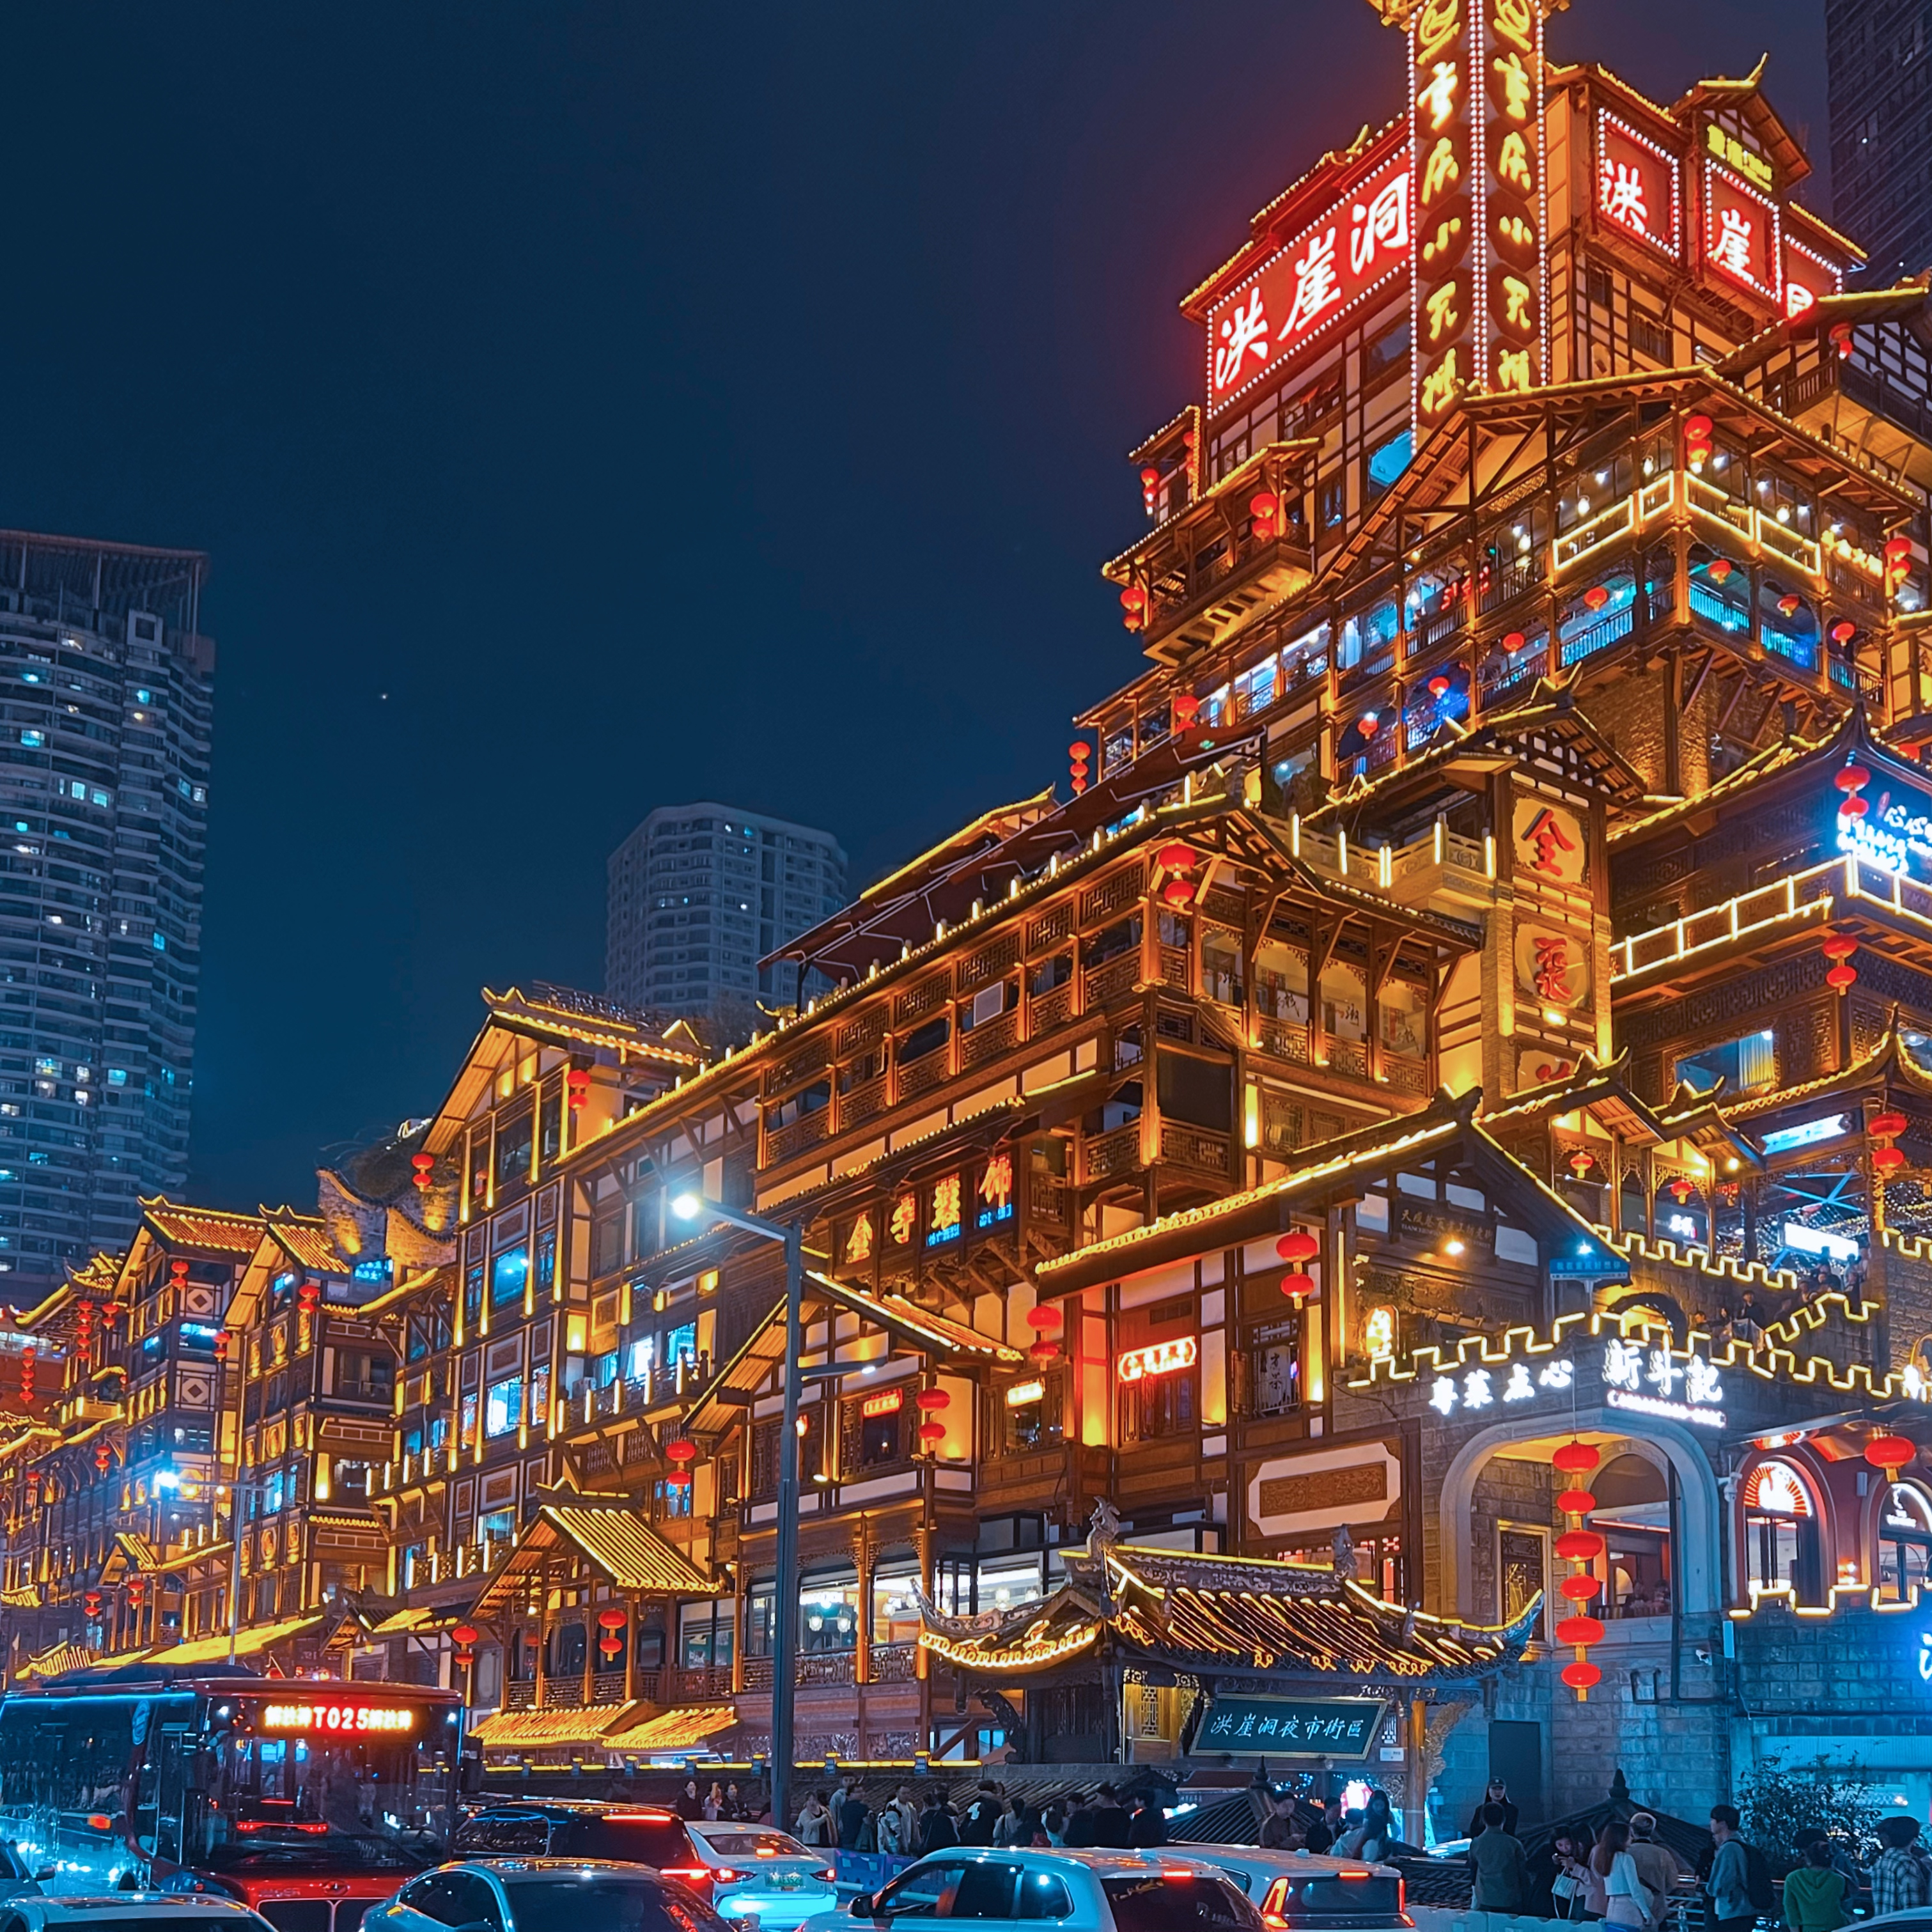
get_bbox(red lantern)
[1428,674,1452,698]
[1874,1146,1908,1176]
[126,1576,146,1606]
[94,1442,111,1475]
[665,1467,692,1490]
[1668,1179,1694,1206]
[1559,1573,1601,1601]
[1872,1111,1908,1139]
[83,1589,102,1618]
[664,1437,697,1465]
[298,1281,322,1312]
[1886,537,1913,595]
[1823,934,1859,960]
[1120,586,1147,632]
[1583,586,1610,612]
[1554,1529,1606,1562]
[1561,1660,1603,1692]
[1839,795,1869,819]
[1568,1149,1595,1180]
[1502,631,1525,653]
[596,1608,628,1630]
[1279,1272,1314,1305]
[567,1068,591,1112]
[1831,621,1858,646]
[1837,765,1872,794]
[1172,694,1199,726]
[412,1151,434,1190]
[918,1420,947,1445]
[1829,322,1855,359]
[1140,465,1160,515]
[1555,1615,1605,1647]
[1777,594,1803,618]
[915,1388,951,1412]
[1069,742,1091,767]
[1025,1306,1061,1332]
[1250,492,1281,540]
[1357,712,1380,740]
[452,1623,480,1648]
[169,1259,189,1283]
[1866,1435,1916,1472]
[1158,844,1198,873]
[214,1331,230,1364]
[1685,414,1713,440]
[1552,1442,1600,1476]
[19,1345,34,1405]
[1555,1488,1596,1515]
[1276,1231,1319,1265]
[1029,1338,1061,1367]
[1162,877,1196,907]
[1706,559,1734,586]
[1828,963,1858,993]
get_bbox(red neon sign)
[1118,1337,1198,1383]
[860,1387,903,1419]
[1205,153,1412,416]
[260,1701,416,1734]
[1782,237,1842,320]
[1702,162,1780,303]
[1596,113,1681,261]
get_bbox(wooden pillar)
[1404,1699,1428,1849]
[580,1571,596,1708]
[853,1531,871,1689]
[533,1559,550,1710]
[623,1591,638,1706]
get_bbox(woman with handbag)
[1597,1823,1656,1931]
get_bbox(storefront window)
[978,1552,1048,1616]
[800,1572,860,1653]
[1247,1316,1302,1417]
[1320,962,1367,1042]
[871,1562,924,1646]
[1878,1483,1932,1602]
[744,1583,775,1660]
[1591,1453,1672,1619]
[1743,1458,1822,1601]
[1119,1360,1196,1442]
[681,1601,734,1671]
[1002,1375,1064,1451]
[1254,941,1309,1025]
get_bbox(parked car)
[368,1858,736,1932]
[449,1804,714,1901]
[802,1848,1264,1932]
[680,1827,836,1929]
[0,1901,274,1932]
[1163,1850,1410,1929]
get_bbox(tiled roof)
[265,1219,356,1275]
[144,1612,323,1666]
[469,1701,639,1749]
[140,1198,266,1256]
[471,1506,721,1618]
[602,1704,738,1753]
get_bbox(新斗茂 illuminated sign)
[260,1702,417,1735]
[1428,1339,1726,1428]
[1206,151,1412,416]
[1118,1337,1197,1383]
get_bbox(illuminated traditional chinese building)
[8,0,1932,1842]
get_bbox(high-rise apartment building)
[1828,0,1932,283]
[605,803,846,1031]
[0,531,214,1297]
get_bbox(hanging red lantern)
[916,1387,951,1412]
[1428,674,1452,698]
[169,1259,189,1283]
[1158,843,1198,872]
[567,1068,591,1112]
[1554,1529,1606,1562]
[94,1442,111,1475]
[83,1589,102,1618]
[1836,765,1872,795]
[1029,1337,1061,1367]
[1025,1306,1061,1332]
[1668,1178,1694,1205]
[1828,963,1858,993]
[665,1467,692,1490]
[596,1607,628,1630]
[1872,1111,1909,1139]
[298,1281,322,1313]
[1069,742,1091,768]
[1831,621,1858,646]
[1840,794,1869,819]
[664,1437,697,1465]
[1502,631,1525,653]
[1561,1660,1603,1692]
[1829,322,1855,359]
[1250,492,1281,541]
[1583,586,1610,612]
[214,1331,230,1363]
[1777,593,1802,618]
[1874,1145,1909,1176]
[1559,1572,1602,1601]
[1140,465,1160,515]
[1120,586,1147,632]
[451,1623,480,1649]
[1706,559,1734,585]
[1555,1487,1597,1515]
[19,1345,35,1405]
[1568,1149,1595,1180]
[1886,537,1914,595]
[918,1420,947,1445]
[1162,876,1196,907]
[127,1576,146,1606]
[1172,694,1199,726]
[1279,1272,1315,1305]
[1555,1615,1605,1647]
[1866,1435,1916,1472]
[1552,1442,1600,1476]
[1823,935,1859,961]
[1357,712,1380,740]
[412,1151,434,1190]
[1276,1230,1319,1265]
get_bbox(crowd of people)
[784,1776,1172,1854]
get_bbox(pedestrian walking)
[1782,1841,1851,1932]
[1871,1816,1932,1915]
[1470,1803,1529,1912]
[1706,1806,1756,1932]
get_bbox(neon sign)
[1426,1339,1726,1428]
[1702,162,1780,303]
[1838,783,1932,880]
[1004,1378,1047,1408]
[260,1702,416,1734]
[1596,113,1681,260]
[1782,237,1842,321]
[1205,152,1411,415]
[1760,1115,1849,1156]
[1117,1337,1197,1383]
[861,1388,903,1419]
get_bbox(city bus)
[0,1669,463,1931]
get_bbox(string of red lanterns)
[1823,932,1859,995]
[1250,492,1283,542]
[411,1151,434,1191]
[1119,586,1147,632]
[1277,1229,1318,1307]
[1551,1440,1603,1701]
[451,1622,480,1670]
[596,1605,628,1660]
[1871,1107,1910,1180]
[917,1385,949,1447]
[566,1068,591,1113]
[1140,466,1160,517]
[664,1436,697,1491]
[1069,742,1091,797]
[1683,414,1713,469]
[1025,1305,1062,1366]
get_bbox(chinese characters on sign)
[1118,1336,1198,1383]
[1197,1695,1387,1759]
[1513,798,1587,887]
[1515,926,1589,1008]
[1596,114,1681,259]
[1479,0,1543,396]
[1426,1339,1726,1426]
[1430,1356,1573,1414]
[1206,152,1413,413]
[1703,163,1779,301]
[978,1154,1015,1229]
[1837,779,1932,881]
[1782,238,1842,321]
[1410,0,1473,428]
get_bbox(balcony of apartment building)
[1104,443,1316,669]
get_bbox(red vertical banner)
[1410,0,1476,433]
[1477,0,1544,396]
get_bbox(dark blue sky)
[0,2,1823,1211]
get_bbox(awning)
[604,1704,737,1754]
[470,1701,640,1750]
[100,1532,160,1584]
[365,1605,457,1637]
[144,1612,323,1666]
[155,1539,231,1575]
[18,1640,95,1679]
[469,1505,719,1619]
[1,1585,40,1609]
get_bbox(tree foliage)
[1737,1753,1888,1874]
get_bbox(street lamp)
[671,1190,803,1830]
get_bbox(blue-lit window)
[1366,430,1414,500]
[152,933,166,952]
[107,1069,126,1086]
[485,1375,522,1438]
[666,1321,697,1370]
[491,1245,528,1305]
[18,733,40,749]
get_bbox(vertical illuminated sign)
[1403,0,1545,438]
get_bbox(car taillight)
[664,1868,714,1887]
[1161,1871,1194,1881]
[1261,1880,1288,1918]
[817,1869,837,1882]
[715,1869,740,1882]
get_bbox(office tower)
[1828,0,1932,283]
[605,803,848,1031]
[0,531,213,1296]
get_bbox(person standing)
[1467,1779,1520,1841]
[1626,1814,1683,1931]
[1063,1792,1098,1849]
[1871,1816,1932,1915]
[1706,1807,1754,1932]
[1259,1789,1304,1851]
[795,1791,832,1846]
[960,1782,1001,1846]
[1596,1823,1654,1930]
[1128,1795,1168,1848]
[1547,1830,1593,1920]
[875,1796,904,1858]
[1470,1804,1529,1912]
[1091,1785,1133,1850]
[836,1778,869,1852]
[676,1778,705,1821]
[917,1789,958,1855]
[1782,1841,1851,1932]
[1304,1799,1342,1855]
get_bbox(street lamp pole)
[669,1192,804,1831]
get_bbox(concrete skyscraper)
[606,804,847,1035]
[0,531,214,1297]
[1828,0,1932,283]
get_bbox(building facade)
[605,804,847,1038]
[0,532,214,1301]
[1827,0,1932,286]
[8,1,1932,1844]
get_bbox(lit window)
[484,1376,522,1438]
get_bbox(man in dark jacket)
[917,1790,958,1855]
[1304,1800,1341,1855]
[1063,1795,1098,1848]
[1091,1784,1133,1850]
[836,1778,869,1851]
[1128,1795,1168,1848]
[959,1782,1002,1846]
[1464,1780,1519,1841]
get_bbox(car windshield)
[499,1874,728,1932]
[547,1817,694,1866]
[696,1832,814,1859]
[1103,1874,1265,1932]
[203,1834,435,1873]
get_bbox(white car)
[0,1901,272,1932]
[682,1827,836,1929]
[803,1846,1263,1932]
[368,1858,739,1932]
[1162,1850,1410,1928]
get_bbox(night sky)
[0,2,1825,1213]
